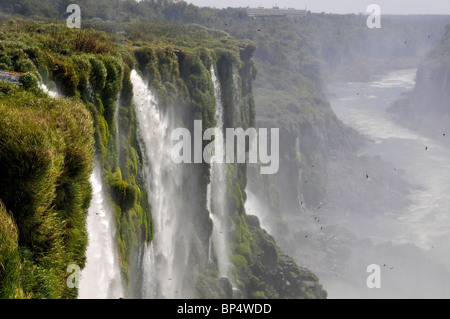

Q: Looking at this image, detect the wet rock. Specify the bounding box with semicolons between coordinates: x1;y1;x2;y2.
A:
0;69;21;85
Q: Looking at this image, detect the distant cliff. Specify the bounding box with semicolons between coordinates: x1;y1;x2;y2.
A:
390;24;450;135
411;25;450;115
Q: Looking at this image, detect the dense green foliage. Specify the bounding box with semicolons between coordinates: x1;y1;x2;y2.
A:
0;21;151;294
9;0;444;299
0;14;321;299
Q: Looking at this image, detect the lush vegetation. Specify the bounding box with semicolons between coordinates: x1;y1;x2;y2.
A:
0;20;148;296
0;9;326;298
9;0;449;299
0;80;94;298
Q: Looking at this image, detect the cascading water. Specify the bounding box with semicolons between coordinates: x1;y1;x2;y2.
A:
130;70;187;299
207;68;231;279
38;83;124;299
79;165;124;299
39;83;58;98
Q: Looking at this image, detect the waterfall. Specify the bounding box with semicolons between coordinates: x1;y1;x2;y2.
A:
79;165;124;299
38;82;124;299
39;83;58;98
295;136;306;213
208;67;231;279
130;70;187;299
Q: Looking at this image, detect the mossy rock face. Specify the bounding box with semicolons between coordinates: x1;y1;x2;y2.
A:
246;215;261;228
111;179;138;212
0;203;26;298
0;89;94;299
245;222;327;299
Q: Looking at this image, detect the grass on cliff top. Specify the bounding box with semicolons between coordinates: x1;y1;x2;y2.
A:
0;16;254;63
0;81;94;299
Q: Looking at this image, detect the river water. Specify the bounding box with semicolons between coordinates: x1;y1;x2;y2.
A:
324;69;450;298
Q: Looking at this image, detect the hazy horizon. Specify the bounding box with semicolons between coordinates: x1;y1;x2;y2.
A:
185;0;450;15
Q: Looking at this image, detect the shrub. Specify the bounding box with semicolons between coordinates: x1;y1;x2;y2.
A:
0;56;13;70
19;72;39;90
75;32;111;54
14;59;36;73
89;57;107;92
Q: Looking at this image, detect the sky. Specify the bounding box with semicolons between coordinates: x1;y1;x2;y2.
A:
185;0;450;15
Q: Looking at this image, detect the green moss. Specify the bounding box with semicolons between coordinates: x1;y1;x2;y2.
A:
0;56;13;70
0;89;94;299
0;203;27;299
89;57;107;92
14;59;36;73
52;57;80;97
236;243;252;264
19;72;39;90
0;80;18;96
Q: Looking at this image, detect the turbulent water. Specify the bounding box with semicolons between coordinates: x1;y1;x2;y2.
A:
323;69;450;298
129;68;237;298
329;69;450;262
39;83;58;98
79;165;124;299
130;70;189;299
44;84;124;299
207;68;231;279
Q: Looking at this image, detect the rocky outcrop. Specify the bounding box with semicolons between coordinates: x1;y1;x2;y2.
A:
389;24;450;135
246;215;327;299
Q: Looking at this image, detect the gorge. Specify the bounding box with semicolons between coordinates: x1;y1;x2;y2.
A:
1;0;450;300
